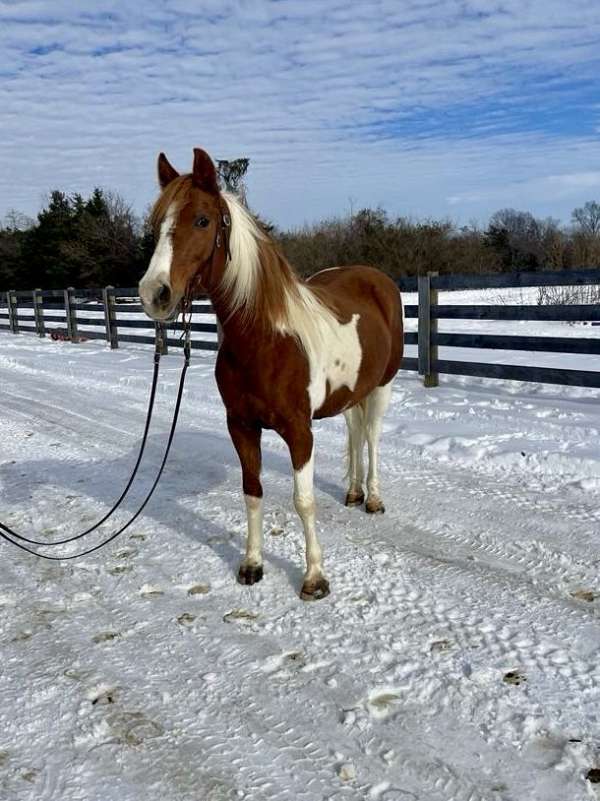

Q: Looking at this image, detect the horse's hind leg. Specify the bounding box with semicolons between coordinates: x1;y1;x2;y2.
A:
364;381;392;513
344;406;365;506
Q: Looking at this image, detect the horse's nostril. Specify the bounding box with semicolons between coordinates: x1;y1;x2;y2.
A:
155;284;171;306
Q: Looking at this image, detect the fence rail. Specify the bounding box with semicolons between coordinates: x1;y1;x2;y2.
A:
1;267;599;389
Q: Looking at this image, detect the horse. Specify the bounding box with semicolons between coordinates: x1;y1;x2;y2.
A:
139;148;403;601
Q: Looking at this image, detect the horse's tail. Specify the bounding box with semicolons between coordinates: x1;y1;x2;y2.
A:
343;402;366;482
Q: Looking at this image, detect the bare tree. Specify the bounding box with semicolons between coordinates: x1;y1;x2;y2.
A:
2;209;34;231
572;201;600;237
217;158;250;204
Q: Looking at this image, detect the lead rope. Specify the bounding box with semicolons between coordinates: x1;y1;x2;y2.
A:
0;321;192;560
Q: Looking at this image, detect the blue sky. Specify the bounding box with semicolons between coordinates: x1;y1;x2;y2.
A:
1;0;600;229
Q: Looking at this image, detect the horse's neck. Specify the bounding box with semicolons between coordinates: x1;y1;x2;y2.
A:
210;238;300;343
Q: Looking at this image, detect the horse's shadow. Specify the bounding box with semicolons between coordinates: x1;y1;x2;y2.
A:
1;427;344;592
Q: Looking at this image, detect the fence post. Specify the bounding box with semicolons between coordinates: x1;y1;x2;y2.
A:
7;290;19;334
64;286;79;343
418;271;439;387
33;288;45;337
102;286;119;349
155;321;168;355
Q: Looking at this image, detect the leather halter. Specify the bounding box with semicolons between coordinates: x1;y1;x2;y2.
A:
182;195;231;309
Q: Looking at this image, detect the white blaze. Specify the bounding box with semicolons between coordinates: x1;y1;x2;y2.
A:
139;205;176;307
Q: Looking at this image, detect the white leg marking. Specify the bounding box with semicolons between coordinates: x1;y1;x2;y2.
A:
344;405;365;497
243;494;263;566
293;449;324;583
365;382;393;507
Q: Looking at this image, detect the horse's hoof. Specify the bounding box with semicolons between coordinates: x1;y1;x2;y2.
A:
345;490;365;507
366;498;385;514
300;576;330;601
237;564;263;585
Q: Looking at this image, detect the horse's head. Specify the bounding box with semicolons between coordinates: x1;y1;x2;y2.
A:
139;148;230;321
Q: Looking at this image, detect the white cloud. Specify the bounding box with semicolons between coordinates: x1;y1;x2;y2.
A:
0;0;599;229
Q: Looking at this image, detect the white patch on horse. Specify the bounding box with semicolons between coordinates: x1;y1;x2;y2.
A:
304;310;362;414
275;284;361;413
139;205;176;306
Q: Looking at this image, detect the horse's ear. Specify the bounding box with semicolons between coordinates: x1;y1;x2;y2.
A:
192;148;220;195
158;153;179;188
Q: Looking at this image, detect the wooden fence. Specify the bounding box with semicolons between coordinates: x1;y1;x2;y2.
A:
1;268;599;388
396;268;600;388
0;286;219;354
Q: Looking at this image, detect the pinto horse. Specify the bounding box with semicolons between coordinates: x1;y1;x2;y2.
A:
139;148;403;600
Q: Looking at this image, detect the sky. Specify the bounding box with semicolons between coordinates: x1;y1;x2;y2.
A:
1;0;600;230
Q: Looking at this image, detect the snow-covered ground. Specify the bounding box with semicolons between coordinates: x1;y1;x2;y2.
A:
1;329;600;801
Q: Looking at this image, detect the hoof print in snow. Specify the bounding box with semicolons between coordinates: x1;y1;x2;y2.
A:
237;564;263;585
20;768;39;784
90;686;118;706
587;768;600;784
571;589;595;603
140;584;164;598
11;630;33;643
430;639;453;653
114;547;137;559
300;577;330;601
285;650;304;665
337;762;356;782
503;670;526;686
223;608;258;624
187;583;210;595
107;711;163;746
269;525;284;536
261;650;306;676
367;691;401;719
177;612;196;626
107;565;133;575
92;631;121;644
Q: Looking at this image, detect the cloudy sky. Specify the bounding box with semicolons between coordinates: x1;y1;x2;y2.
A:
1;0;600;229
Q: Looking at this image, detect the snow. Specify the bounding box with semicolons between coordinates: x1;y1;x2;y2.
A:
1;321;600;801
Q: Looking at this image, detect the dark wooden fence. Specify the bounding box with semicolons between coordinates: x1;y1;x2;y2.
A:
0;286;219;354
395;268;600;389
1;268;599;388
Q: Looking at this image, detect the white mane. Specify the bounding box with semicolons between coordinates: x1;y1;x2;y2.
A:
219;190;265;315
219;191;341;359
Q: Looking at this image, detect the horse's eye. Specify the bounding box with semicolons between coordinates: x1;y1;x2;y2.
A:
194;215;210;228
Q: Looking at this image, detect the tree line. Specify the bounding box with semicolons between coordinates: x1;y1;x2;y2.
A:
1;181;599;292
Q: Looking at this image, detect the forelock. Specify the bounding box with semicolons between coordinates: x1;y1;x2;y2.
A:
150;175;193;236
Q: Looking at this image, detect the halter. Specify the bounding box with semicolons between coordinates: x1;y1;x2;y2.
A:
181;196;232;319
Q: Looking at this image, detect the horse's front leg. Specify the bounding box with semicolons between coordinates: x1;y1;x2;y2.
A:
227;416;264;585
282;424;330;601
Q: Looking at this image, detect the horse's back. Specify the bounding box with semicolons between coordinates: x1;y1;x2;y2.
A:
308;265;403;387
